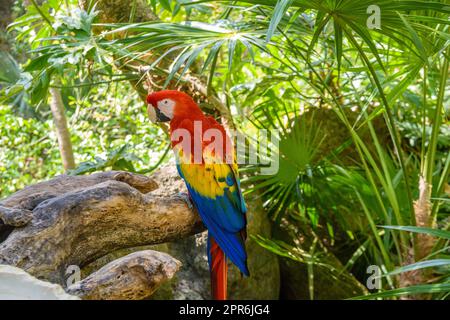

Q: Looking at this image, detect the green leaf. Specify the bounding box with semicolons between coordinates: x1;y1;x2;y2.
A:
397;12;429;65
384;259;450;277
0;52;21;84
333;19;343;72
307;13;331;60
266;0;293;42
159;0;172;12
350;283;450;300
30;70;51;104
227;38;237;73
24;54;52;72
381;226;450;240
68;161;100;176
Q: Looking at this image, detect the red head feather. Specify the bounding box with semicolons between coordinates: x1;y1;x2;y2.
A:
147;90;232;163
147;90;204;123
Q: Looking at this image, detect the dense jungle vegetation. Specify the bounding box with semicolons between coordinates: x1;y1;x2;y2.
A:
0;0;449;300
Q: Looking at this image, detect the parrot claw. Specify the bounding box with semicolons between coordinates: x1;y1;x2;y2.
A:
175;192;194;210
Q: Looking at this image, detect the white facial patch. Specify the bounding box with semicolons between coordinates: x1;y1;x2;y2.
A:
147;104;157;123
157;99;175;120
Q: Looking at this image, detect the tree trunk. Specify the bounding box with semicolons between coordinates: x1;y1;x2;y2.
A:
66;250;181;300
0;0;14;52
398;176;434;299
49;87;76;171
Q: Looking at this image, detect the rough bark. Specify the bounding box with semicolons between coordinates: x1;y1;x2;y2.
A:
66;250;181;300
0;0;14;29
83;0;159;23
0;0;14;52
49;87;76;170
414;176;434;260
398;176;434;298
0;168;204;287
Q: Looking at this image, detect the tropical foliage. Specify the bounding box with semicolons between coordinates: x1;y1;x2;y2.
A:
0;0;449;299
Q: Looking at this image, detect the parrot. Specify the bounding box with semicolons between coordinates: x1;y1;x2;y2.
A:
146;90;249;300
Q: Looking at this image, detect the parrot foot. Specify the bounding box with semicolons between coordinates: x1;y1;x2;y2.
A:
175;192;194;210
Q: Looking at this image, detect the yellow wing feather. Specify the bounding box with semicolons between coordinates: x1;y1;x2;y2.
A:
175;146;237;198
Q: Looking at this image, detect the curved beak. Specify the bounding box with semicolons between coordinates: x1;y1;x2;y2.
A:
147;104;157;123
146;94;171;123
147;104;171;123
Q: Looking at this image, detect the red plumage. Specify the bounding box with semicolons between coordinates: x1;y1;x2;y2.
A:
147;90;249;300
209;237;228;300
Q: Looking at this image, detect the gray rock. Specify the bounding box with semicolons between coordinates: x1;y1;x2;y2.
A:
0;265;80;300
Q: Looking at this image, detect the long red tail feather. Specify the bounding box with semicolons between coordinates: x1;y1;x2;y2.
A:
209;237;227;300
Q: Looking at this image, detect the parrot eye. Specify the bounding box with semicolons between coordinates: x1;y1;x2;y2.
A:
157;98;175;120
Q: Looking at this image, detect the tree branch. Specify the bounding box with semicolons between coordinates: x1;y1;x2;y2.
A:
66;250;181;300
0;168;204;285
49;87;76;170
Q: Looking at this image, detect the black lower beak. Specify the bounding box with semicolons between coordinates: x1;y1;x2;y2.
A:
155;108;171;122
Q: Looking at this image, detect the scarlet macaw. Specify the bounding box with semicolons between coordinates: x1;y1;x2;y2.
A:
146;90;249;300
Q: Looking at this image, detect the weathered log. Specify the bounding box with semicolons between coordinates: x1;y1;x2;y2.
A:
0;168;204;286
0;171;158;210
0;206;33;227
66;250;181;300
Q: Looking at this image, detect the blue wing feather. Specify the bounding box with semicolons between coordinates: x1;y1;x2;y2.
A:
177;164;249;276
